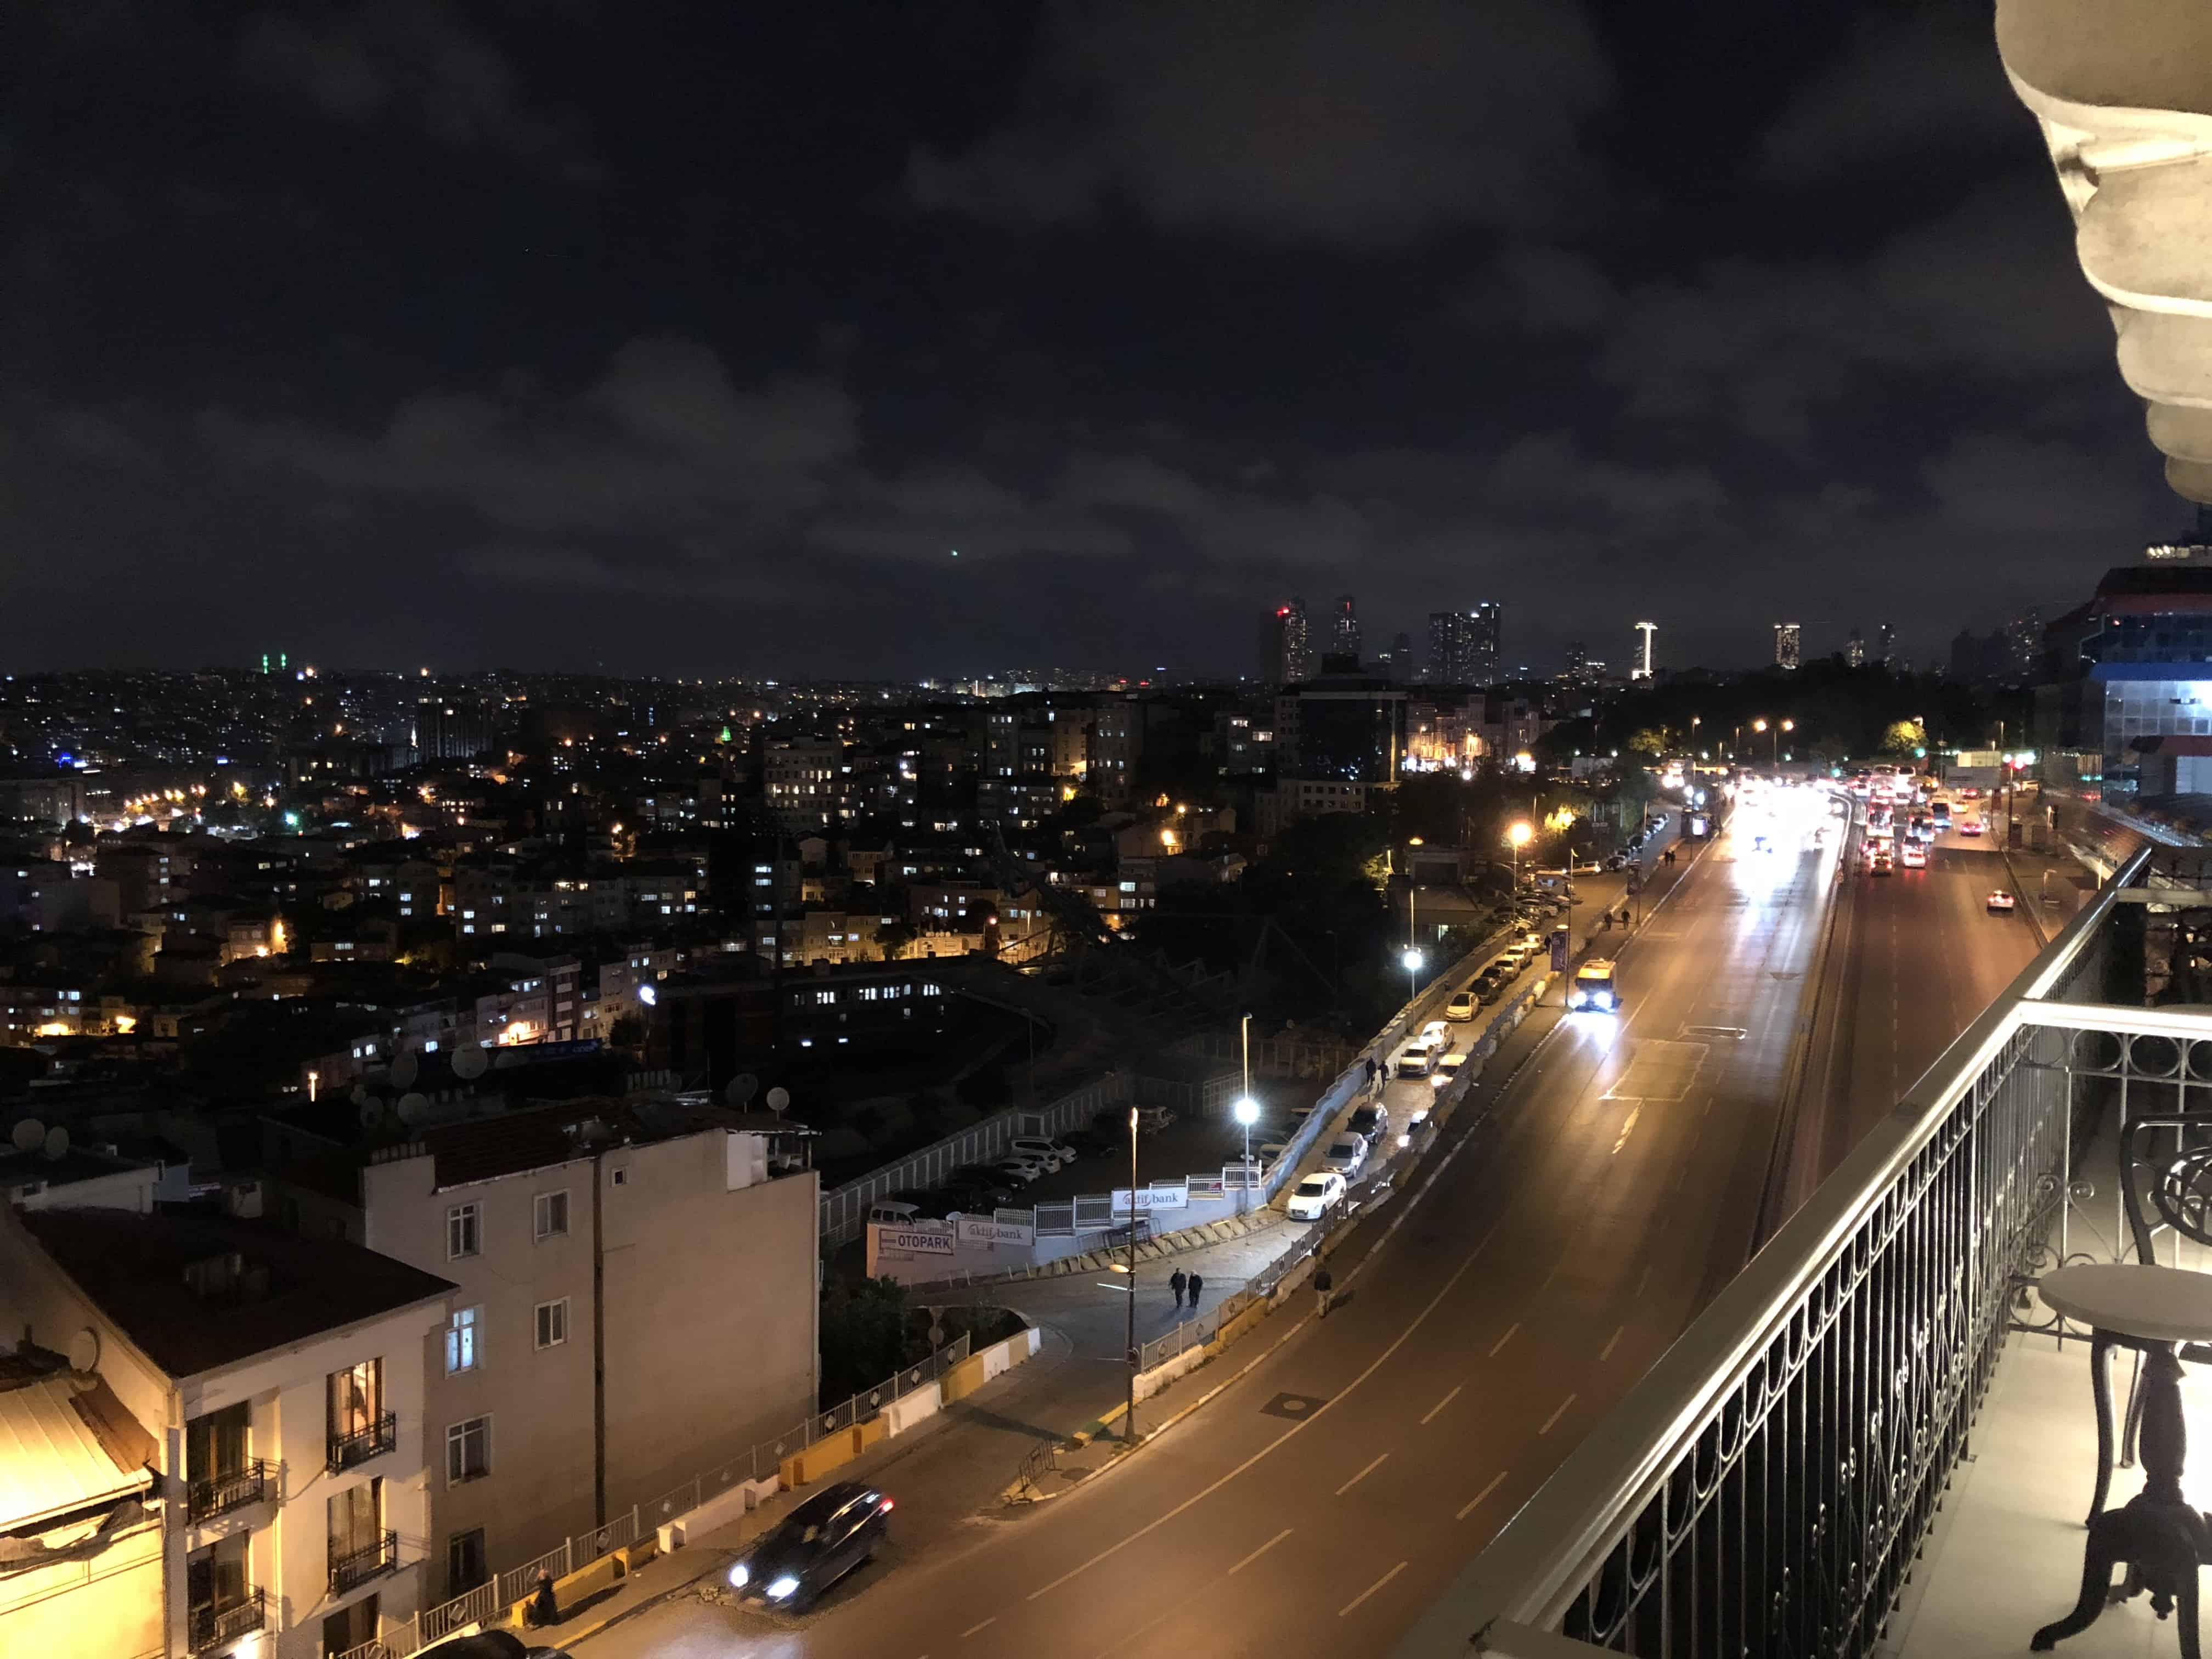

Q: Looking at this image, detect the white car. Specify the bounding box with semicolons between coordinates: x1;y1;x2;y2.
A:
1420;1019;1451;1046
1395;1040;1437;1078
1256;1140;1290;1167
1322;1134;1369;1177
1285;1172;1347;1221
1445;990;1477;1022
1431;1050;1468;1087
989;1155;1048;1184
1987;890;2017;912
1007;1136;1074;1170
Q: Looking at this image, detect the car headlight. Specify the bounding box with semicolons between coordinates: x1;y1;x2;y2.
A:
765;1575;802;1600
729;1562;750;1588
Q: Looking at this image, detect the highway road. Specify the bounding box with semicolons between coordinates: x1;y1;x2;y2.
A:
588;807;1853;1658
1778;803;2047;1214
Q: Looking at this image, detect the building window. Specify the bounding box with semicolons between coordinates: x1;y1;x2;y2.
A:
445;1416;491;1486
535;1297;569;1350
444;1306;481;1375
447;1203;479;1260
447;1528;488;1599
533;1189;569;1241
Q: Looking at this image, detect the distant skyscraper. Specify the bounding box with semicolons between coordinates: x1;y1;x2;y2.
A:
1632;622;1656;681
1845;628;1866;668
2005;606;2043;680
1427;603;1502;685
1876;621;1897;668
1263;599;1313;684
1331;594;1361;661
1773;623;1802;671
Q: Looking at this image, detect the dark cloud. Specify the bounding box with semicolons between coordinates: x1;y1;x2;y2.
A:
909;0;1614;244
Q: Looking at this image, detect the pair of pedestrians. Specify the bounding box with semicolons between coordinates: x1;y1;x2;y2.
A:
1169;1268;1205;1311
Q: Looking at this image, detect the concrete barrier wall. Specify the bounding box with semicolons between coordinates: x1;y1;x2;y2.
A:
883;1382;941;1434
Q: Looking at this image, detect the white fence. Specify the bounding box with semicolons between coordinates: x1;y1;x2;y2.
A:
818;1073;1132;1245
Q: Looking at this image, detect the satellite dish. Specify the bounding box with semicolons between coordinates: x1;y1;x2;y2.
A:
42;1127;69;1161
10;1120;43;1153
358;1099;386;1128
66;1328;99;1374
452;1046;488;1081
391;1053;420;1089
726;1074;759;1109
765;1086;790;1116
350;1085;370;1107
397;1093;428;1125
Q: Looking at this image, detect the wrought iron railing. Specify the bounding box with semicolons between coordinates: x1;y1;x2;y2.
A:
187;1458;272;1521
188;1587;266;1653
329;1529;398;1595
326;1412;396;1472
1404;845;2151;1658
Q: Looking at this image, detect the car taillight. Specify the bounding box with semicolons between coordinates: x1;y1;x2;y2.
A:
879;1497;894;1511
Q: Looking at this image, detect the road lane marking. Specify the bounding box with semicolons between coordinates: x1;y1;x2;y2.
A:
1610;1103;1642;1155
1539;1393;1577;1435
962;1618;996;1638
1636;1264;1652;1296
1339;1561;1409;1616
1457;1471;1508;1520
1335;1452;1390;1495
1022;1213;1503;1605
1600;1325;1624;1361
1228;1528;1294;1576
1420;1384;1462;1425
1488;1322;1519;1357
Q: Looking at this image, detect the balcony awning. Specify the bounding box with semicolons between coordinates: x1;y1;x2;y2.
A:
0;1375;153;1533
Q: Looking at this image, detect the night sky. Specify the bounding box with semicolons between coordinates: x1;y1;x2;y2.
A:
1;1;2175;679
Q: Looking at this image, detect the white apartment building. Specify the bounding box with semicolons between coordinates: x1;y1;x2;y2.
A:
0;1204;454;1659
272;1099;818;1604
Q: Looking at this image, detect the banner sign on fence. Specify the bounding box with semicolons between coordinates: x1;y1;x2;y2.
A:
1110;1182;1189;1214
957;1215;1035;1246
874;1223;957;1256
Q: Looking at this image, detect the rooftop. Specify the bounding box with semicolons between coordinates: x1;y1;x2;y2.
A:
410;1093;787;1189
0;1366;151;1530
14;1205;455;1380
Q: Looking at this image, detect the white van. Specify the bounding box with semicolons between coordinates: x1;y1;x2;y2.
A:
867;1199;921;1228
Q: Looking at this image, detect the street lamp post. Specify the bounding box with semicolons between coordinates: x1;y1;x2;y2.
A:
1401;946;1424;1007
1508;819;1533;891
1233;1014;1260;1212
1777;718;1793;768
1124;1105;1138;1443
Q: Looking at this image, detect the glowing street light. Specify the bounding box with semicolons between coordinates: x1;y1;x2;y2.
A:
1507;820;1534;890
1401;946;1425;1004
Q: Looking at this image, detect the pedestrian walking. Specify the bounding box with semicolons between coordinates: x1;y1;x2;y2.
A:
1314;1266;1334;1317
1186;1271;1204;1307
1169;1268;1187;1310
1364;1054;1378;1093
529;1571;560;1629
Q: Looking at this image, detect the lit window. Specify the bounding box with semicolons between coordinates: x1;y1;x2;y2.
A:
444;1306;481;1374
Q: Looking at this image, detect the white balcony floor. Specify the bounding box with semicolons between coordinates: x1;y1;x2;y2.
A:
1891;1195;2212;1659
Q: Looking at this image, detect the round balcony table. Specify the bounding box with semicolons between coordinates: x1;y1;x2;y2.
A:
2034;1262;2212;1657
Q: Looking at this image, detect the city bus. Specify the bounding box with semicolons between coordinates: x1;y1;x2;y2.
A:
1568;958;1620;1014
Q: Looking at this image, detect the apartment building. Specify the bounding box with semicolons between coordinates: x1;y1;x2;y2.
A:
324;1100;819;1600
0;1204;453;1659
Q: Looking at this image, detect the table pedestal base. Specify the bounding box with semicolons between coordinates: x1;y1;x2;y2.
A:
2036;1347;2212;1659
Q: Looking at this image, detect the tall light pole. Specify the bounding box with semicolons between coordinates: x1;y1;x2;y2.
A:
1508;819;1533;890
1233;1071;1259;1217
1776;718;1793;768
1124;1104;1139;1442
1401;946;1425;1006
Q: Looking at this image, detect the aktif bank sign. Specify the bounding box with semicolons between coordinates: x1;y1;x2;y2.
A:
957;1215;1035;1246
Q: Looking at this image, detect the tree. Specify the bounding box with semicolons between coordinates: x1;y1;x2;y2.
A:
874;919;917;961
1625;728;1668;759
608;1013;645;1051
818;1277;918;1403
1880;718;1926;757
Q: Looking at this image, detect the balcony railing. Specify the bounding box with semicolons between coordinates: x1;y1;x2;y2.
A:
188;1587;266;1654
329;1528;399;1595
187;1458;272;1522
1407;845;2159;1658
326;1412;396;1473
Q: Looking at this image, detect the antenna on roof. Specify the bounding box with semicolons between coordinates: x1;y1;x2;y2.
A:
358;1099;386;1128
452;1046;488;1082
42;1126;69;1161
765;1086;790;1119
726;1073;758;1110
10;1120;43;1154
391;1052;420;1090
397;1093;428;1125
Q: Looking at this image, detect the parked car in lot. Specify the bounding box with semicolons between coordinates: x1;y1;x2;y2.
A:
867;1199;923;1228
1432;1051;1468;1087
1420;1019;1452;1048
1007;1136;1076;1170
1476;980;1505;1007
1133;1106;1176;1135
727;1481;894;1612
1257;1139;1290;1167
1058;1129;1109;1159
1285;1172;1347;1221
1348;1103;1389;1143
1322;1133;1369;1176
1395;1040;1437;1077
1446;989;1478;1022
